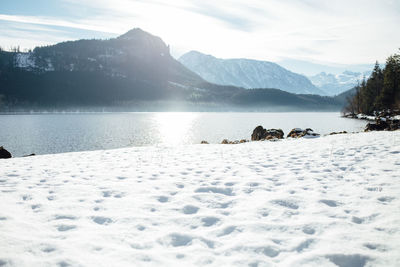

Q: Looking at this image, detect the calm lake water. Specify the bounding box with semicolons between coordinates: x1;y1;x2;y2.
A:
0;112;366;157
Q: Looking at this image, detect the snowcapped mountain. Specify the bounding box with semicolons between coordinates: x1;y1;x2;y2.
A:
178;51;326;95
309;70;371;96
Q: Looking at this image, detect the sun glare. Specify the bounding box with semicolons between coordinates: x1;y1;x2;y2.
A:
153;112;198;146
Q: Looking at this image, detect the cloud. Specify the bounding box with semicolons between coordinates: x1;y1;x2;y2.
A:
0;0;399;65
182;2;255;31
0;14;119;34
0;19;118;50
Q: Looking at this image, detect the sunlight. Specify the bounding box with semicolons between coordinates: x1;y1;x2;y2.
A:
153;112;198;146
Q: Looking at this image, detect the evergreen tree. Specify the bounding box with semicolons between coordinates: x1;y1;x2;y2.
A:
370;61;384;108
360;62;383;114
345;50;400;114
377;52;400;110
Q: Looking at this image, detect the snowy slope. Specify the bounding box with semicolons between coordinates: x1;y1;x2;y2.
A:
0;131;400;266
179;51;326;95
15;53;35;69
309;71;372;96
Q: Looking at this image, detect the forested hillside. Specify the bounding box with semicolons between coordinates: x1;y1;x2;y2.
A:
344;50;400;115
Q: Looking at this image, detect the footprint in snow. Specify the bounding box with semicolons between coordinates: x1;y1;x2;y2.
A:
92;216;113;225
377;196;395;203
157;196;169;203
182;205;199;214
201;216;220;227
102;191;112;198
137;225;146;231
102;191;125;198
271;199;299;210
319;199;341;207
254;246;280;258
195;187;234;196
294;239;314;252
302;226;316;235
22;195;32;201
324;254;371;267
41;246;56;253
363;243;387;251
57;225;76;232
162;233;214;248
351;214;379;224
58;260;73;267
217;226;237;237
31;204;41;211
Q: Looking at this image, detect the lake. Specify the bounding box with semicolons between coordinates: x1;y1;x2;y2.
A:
0;112;366;157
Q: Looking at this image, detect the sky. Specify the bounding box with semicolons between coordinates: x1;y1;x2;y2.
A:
0;0;399;69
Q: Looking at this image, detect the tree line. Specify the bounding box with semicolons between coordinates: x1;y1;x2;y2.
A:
344;49;400;115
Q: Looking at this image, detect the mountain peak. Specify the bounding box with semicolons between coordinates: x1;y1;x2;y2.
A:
116;28;169;55
179;50;216;61
118;28;150;40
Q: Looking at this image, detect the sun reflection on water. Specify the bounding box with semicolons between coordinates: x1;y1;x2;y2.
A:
153;112;198;146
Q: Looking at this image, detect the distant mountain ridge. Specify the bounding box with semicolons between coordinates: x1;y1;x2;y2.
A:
277;58;374;76
309;70;371;96
179;51;325;95
0;28;344;111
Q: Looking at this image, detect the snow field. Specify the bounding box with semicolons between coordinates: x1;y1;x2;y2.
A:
0;131;399;266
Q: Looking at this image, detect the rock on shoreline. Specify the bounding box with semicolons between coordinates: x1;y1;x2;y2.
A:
251;126;284;141
0;146;12;159
287;128;320;138
365;119;400;131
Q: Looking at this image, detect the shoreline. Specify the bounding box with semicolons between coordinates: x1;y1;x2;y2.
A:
2;130;367;159
0;110;344;116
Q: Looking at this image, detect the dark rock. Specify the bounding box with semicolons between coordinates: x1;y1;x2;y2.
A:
365;117;400;131
251;126;284;141
22;153;36;157
390;120;400;130
365;119;390;131
343;113;357;119
287;128;320;138
329;131;348;135
239;139;248;143
287;128;303;138
0;146;12;159
221;139;243;144
251;126;265;141
365;123;380;131
200;141;209;144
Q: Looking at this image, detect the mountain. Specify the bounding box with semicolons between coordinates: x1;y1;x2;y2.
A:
229;88;342;110
333;87;357;105
178;51;325;95
0;28;235;108
277;58;374;76
11;28;205;86
309;70;371;96
0;28;344;111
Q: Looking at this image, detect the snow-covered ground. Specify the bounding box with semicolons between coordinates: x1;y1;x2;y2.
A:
0;131;399;266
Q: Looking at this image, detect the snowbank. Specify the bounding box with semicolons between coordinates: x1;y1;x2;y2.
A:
0;131;399;266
